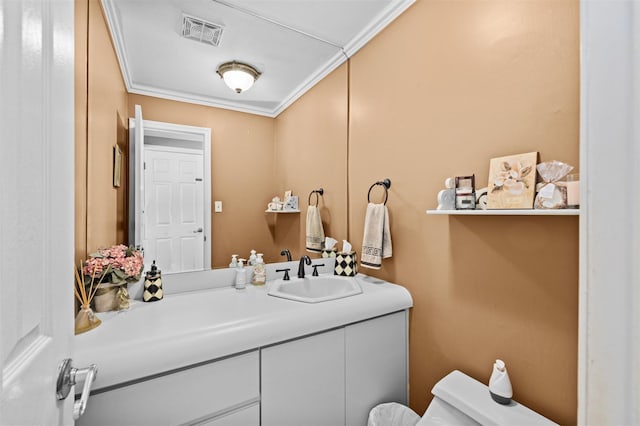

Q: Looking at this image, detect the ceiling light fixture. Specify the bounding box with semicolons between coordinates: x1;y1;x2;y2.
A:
216;61;261;94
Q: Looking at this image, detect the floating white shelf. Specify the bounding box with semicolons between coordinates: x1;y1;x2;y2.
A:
426;209;579;216
265;209;301;213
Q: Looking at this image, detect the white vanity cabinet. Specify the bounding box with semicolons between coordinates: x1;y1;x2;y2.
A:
261;328;346;426
261;311;408;426
77;350;260;426
345;310;409;425
74;273;413;425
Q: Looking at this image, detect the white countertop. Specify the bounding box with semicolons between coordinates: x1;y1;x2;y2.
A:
74;274;413;391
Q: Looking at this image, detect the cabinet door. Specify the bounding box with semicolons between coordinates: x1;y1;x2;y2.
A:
261;329;345;426
345;311;408;426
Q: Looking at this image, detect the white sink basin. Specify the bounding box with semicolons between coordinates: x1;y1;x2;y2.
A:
268;275;363;303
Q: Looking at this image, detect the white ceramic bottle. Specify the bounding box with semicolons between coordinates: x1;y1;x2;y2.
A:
248;250;257;266
235;259;247;290
489;359;513;405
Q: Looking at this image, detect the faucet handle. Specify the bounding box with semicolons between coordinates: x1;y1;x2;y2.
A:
276;268;291;281
311;264;324;276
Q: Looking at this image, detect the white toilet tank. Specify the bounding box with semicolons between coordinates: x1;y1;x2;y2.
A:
418;370;559;426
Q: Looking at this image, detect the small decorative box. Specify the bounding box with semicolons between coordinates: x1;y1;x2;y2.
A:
334;251;358;277
321;248;337;258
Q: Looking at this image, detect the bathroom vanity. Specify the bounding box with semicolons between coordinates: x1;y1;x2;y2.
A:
75;271;412;426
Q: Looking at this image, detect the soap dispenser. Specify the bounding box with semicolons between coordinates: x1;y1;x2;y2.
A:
251;253;266;286
235;259;247;290
229;254;238;268
143;260;163;302
489;359;513;405
248;250;257;266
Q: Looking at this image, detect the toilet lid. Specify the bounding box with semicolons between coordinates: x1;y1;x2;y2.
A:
429;370;558;426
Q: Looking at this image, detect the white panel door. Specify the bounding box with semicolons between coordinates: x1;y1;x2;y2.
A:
144;147;204;273
0;0;75;424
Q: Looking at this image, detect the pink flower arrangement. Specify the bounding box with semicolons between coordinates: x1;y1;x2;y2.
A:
83;245;144;285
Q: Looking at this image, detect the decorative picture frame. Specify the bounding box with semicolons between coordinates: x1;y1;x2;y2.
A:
284;195;298;211
486;151;538;209
113;144;122;188
454;175;476;210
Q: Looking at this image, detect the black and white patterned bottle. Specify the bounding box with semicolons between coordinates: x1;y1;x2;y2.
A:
143;260;163;302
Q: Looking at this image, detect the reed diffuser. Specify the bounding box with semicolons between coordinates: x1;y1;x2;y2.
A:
74;262;110;334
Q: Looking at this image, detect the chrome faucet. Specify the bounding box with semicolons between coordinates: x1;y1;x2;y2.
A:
280;249;292;262
297;255;312;278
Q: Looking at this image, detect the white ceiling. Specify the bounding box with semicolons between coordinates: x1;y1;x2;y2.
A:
102;0;415;117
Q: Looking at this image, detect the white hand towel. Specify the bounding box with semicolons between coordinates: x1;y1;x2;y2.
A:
306;205;325;252
361;203;392;269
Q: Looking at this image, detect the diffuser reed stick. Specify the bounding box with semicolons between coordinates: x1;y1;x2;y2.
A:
74;261;110;334
74;262;110;306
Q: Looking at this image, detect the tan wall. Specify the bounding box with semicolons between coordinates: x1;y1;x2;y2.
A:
74;0;129;257
273;64;349;259
126;95;276;268
346;1;579;424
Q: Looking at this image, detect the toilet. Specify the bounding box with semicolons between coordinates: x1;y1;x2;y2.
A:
368;370;558;426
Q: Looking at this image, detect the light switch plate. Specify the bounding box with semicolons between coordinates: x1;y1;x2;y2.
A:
214;201;222;212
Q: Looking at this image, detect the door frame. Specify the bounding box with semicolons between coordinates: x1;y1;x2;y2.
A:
579;1;640;424
129;118;212;271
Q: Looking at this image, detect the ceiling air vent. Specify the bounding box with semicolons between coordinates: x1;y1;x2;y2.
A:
181;13;223;47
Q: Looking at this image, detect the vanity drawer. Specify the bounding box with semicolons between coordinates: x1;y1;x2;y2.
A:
197;403;260;426
78;350;259;426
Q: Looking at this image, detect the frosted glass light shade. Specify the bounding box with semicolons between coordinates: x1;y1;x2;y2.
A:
216;61;261;94
222;70;255;93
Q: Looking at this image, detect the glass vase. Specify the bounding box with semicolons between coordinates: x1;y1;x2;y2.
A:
75;304;101;335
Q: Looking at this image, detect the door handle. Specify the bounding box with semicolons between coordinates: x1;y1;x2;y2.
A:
56;358;98;420
193;228;203;233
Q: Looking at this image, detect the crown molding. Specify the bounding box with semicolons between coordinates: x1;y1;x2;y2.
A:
100;0;416;118
343;0;415;57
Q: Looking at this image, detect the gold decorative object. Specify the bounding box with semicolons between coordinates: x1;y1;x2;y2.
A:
74;262;109;335
75;304;101;334
94;284;119;312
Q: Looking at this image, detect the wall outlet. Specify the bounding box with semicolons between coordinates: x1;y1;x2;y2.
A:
214;201;222;212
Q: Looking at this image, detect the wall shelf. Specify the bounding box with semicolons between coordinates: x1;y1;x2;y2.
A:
426;209;579;216
265;209;300;213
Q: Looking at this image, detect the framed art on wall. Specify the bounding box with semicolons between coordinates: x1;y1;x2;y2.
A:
486;151;538;209
113;144;122;187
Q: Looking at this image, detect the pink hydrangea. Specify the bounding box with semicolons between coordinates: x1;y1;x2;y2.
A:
83;245;144;284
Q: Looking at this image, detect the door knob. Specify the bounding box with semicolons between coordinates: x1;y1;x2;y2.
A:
193;227;203;233
56;358;98;420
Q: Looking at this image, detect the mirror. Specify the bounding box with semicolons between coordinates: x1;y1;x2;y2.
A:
79;0;414;271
